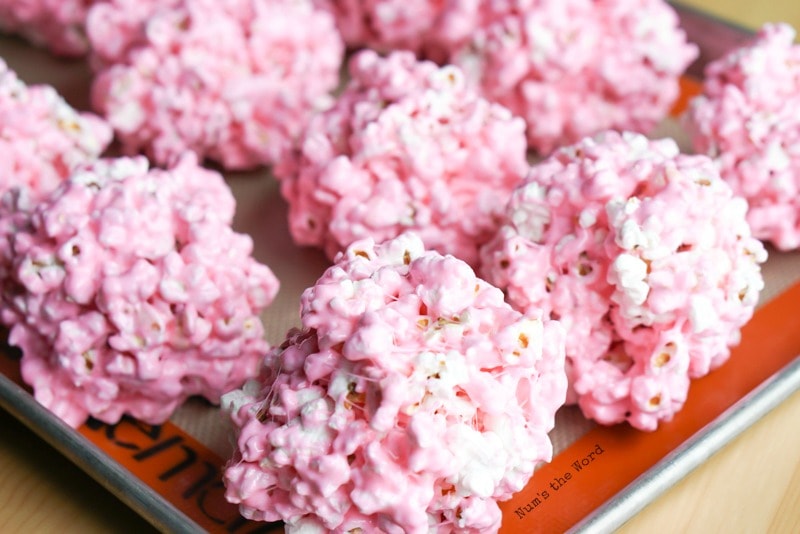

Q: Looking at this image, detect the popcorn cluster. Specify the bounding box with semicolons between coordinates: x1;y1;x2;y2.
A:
85;0;169;70
0;0;101;57
87;0;344;170
451;0;698;154
277;50;528;266
224;233;566;532
0;58;111;201
312;0;478;61
684;23;800;250
480;131;766;430
0;155;279;427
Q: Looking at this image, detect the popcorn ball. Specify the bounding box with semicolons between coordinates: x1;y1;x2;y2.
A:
87;0;344;170
312;0;479;61
0;0;102;57
223;233;566;533
451;0;698;154
0;58;111;201
480;131;766;431
277;50;529;266
684;23;800;250
0;155;280;427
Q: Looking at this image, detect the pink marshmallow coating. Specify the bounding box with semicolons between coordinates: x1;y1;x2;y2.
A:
223;233;566;533
85;0;170;70
0;155;280;427
479;131;766;431
450;0;698;154
277;50;529;266
312;0;479;61
0;58;111;201
87;0;344;170
684;23;800;250
0;0;102;57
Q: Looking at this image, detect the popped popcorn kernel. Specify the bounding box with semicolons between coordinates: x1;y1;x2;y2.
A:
0;58;111;201
684;23;800;250
480;131;766;431
224;233;566;532
87;0;344;170
0;154;280;427
312;0;480;61
277;50;528;266
451;0;698;154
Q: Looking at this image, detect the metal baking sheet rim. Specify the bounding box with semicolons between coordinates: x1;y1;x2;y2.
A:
3;352;800;534
570;354;800;533
0;372;201;534
0;4;789;534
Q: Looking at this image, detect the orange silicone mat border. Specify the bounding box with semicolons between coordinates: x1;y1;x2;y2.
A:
77;416;282;533
497;73;799;533
3;279;797;533
671;76;703;115
0;350;280;533
2;77;796;534
498;280;800;533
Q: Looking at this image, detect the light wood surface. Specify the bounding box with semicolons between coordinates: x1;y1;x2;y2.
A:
1;2;799;533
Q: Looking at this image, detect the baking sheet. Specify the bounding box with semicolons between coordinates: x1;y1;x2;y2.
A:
1;4;799;533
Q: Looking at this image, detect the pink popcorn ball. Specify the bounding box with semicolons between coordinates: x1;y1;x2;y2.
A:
0;58;112;201
312;0;479;61
0;0;102;57
450;0;698;154
223;233;566;533
277;50;529;267
684;23;800;250
85;0;169;69
86;0;344;170
480;131;766;431
0;154;280;427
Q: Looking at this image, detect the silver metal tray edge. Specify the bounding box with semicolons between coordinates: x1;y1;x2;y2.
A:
1;4;797;534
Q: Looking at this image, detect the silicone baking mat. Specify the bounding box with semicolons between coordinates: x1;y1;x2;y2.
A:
1;4;799;533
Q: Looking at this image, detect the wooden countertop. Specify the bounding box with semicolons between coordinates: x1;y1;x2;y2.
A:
1;1;799;533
